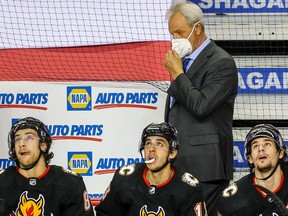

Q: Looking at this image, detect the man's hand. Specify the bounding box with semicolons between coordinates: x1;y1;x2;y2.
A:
164;50;184;80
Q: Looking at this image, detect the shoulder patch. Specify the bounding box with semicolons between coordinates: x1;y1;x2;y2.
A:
118;164;136;176
182;172;199;187
222;182;238;198
61;167;79;176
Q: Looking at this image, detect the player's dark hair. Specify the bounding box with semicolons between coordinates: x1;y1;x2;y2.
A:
8;117;54;165
139;122;180;154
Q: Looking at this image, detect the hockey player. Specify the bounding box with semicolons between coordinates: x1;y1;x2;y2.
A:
0;117;94;216
217;124;288;215
95;122;207;216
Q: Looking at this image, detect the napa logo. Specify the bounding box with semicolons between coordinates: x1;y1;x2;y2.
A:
0;93;48;110
93;92;158;110
68;152;93;176
67;86;92;111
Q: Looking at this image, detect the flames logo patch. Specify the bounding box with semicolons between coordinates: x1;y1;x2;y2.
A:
221;183;238;198
182;172;199;187
139;205;165;216
14;191;45;216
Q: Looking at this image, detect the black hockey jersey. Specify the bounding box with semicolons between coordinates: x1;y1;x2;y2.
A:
95;163;207;216
217;165;288;216
0;165;94;216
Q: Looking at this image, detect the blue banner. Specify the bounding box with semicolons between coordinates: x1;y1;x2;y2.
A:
233;141;248;168
190;0;288;14
238;68;288;94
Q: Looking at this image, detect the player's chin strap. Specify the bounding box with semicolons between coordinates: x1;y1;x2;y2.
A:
151;159;170;173
255;161;279;181
254;184;288;216
19;149;44;171
255;151;282;181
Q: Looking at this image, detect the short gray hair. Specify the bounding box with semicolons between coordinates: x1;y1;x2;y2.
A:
166;0;204;30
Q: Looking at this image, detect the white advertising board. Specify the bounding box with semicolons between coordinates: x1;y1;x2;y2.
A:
0;81;167;205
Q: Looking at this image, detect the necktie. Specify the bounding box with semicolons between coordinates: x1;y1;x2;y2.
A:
170;58;191;108
182;58;191;73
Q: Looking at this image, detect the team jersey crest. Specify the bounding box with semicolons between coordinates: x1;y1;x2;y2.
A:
14;191;46;216
139;205;165;216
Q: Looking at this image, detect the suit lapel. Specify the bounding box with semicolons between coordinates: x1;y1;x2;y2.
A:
185;40;216;78
164;95;171;121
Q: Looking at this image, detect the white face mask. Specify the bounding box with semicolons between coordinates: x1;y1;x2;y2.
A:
171;21;200;58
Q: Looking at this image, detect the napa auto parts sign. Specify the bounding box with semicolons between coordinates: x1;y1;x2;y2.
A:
191;0;288;13
0;82;167;206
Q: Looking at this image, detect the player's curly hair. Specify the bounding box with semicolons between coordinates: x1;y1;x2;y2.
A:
8;117;54;165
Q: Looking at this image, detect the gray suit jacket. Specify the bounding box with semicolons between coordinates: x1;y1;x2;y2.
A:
165;40;238;182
